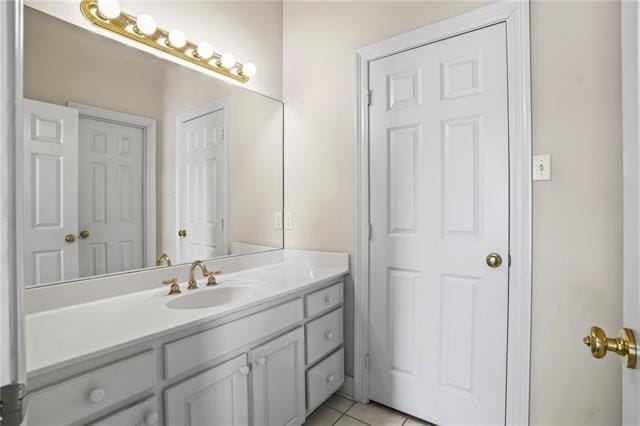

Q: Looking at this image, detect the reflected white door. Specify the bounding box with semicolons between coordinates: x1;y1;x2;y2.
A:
78;118;144;276
177;108;227;262
22;99;79;286
368;24;509;424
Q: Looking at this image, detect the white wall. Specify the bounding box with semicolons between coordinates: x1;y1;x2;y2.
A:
25;0;283;99
283;1;623;424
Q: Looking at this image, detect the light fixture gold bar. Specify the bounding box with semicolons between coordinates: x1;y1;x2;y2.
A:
79;0;250;83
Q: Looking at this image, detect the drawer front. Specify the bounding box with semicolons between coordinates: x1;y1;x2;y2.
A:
306;348;345;411
305;281;343;318
28;351;157;425
305;308;343;365
92;396;158;426
165;298;304;379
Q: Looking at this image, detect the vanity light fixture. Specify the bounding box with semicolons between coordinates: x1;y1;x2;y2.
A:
80;0;254;83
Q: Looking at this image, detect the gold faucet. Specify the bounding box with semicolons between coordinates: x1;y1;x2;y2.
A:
188;260;210;290
155;253;172;266
163;278;181;295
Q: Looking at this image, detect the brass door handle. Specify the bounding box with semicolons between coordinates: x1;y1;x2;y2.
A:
178;229;187;237
65;234;76;243
486;253;503;268
79;230;90;239
583;326;637;369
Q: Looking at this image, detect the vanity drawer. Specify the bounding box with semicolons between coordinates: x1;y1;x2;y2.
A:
305;281;343;318
91;395;158;426
305;308;343;364
165;298;303;379
27;351;157;426
306;348;345;411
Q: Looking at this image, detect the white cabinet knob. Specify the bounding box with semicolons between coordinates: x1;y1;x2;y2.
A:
325;330;333;340
87;387;106;404
256;357;266;366
144;411;159;425
324;295;333;303
238;366;250;375
326;374;335;383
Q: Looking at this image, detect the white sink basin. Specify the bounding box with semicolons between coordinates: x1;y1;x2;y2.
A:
166;285;261;310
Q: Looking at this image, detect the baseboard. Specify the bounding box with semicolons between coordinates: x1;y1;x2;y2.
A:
337;375;354;400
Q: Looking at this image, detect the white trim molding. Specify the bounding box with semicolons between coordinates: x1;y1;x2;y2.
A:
67;102;158;268
175;97;230;262
353;1;532;424
1;0;25;389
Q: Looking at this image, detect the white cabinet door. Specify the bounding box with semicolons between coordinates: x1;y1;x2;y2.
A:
22;99;79;286
251;328;305;426
164;354;250;426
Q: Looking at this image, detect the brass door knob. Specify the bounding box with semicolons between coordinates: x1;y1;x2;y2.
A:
178;229;187;237
583;326;637;369
65;234;76;243
486;253;503;268
79;230;90;239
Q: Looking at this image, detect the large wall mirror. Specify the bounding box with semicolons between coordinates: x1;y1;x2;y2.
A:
21;5;284;288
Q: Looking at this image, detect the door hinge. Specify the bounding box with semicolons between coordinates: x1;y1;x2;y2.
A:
508;253;512;267
221;218;225;231
368;222;373;240
221;128;225;140
366;89;372;106
0;383;26;426
364;354;371;371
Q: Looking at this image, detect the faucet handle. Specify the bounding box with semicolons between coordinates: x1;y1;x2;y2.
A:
207;270;223;286
163;278;181;295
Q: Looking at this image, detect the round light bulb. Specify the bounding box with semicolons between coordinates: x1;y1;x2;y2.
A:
195;42;214;59
96;0;121;19
219;52;236;70
241;63;257;78
135;14;157;36
168;29;187;49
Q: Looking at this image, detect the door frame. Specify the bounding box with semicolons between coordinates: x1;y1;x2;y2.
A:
353;1;532;424
68;102;157;268
621;2;640;424
175;97;230;262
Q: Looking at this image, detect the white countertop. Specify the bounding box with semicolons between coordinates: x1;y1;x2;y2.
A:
26;251;349;376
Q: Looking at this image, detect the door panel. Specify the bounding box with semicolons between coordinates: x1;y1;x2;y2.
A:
78;118;144;276
368;23;509;425
22;99;79;286
251;328;305;426
177;108;227;262
164;354;249;426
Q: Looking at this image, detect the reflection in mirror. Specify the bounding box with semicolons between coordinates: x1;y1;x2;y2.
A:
22;6;284;287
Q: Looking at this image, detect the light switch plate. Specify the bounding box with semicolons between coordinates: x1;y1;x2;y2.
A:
274;212;283;230
284;212;293;230
533;154;551;181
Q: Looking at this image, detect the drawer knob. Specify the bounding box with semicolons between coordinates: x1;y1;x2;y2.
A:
324;295;333;303
256;357;266;366
144;411;159;425
87;387;106;404
325;330;334;340
238;366;250;375
326;374;335;383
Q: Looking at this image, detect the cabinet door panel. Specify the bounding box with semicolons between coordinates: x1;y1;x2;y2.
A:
251;328;305;426
164;354;249;426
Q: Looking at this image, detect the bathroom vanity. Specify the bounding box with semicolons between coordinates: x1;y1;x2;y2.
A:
25;251;348;425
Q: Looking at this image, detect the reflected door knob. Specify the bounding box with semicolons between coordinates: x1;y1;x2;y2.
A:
486;253;503;268
79;230;90;239
582;326;637;369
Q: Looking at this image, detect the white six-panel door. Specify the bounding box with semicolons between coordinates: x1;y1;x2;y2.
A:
368;23;509;425
177;109;227;262
78;117;144;277
22;99;79;286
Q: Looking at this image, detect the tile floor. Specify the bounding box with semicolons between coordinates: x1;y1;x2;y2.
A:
304;393;436;426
